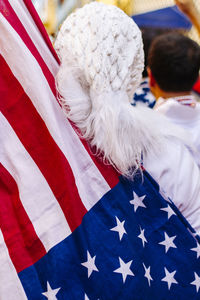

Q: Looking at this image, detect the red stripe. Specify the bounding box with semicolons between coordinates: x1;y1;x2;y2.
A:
0;0;57;97
0;163;46;272
23;0;60;64
176;98;191;102
0;55;87;231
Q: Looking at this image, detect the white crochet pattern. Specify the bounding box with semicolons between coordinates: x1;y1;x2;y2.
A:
55;2;144;98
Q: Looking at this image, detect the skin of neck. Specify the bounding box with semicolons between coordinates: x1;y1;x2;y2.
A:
151;84;191;100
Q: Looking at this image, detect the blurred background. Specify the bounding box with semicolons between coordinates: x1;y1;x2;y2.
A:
32;0;200;43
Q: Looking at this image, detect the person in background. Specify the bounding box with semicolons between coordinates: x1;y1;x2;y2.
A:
55;2;200;233
133;27;175;108
133;0;200;107
148;32;200;165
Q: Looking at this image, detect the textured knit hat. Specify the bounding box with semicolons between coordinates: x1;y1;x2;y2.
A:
55;2;144;99
55;3;168;177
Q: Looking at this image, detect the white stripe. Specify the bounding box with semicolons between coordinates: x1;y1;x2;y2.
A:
0;113;71;251
0;230;27;300
8;0;58;76
0;13;111;211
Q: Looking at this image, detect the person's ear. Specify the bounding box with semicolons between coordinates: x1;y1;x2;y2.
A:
147;67;156;87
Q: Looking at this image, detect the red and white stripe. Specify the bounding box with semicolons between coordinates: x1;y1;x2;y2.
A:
0;1;119;297
174;95;197;108
8;0;59;75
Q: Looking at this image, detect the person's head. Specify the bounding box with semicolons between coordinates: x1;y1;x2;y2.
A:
55;2;144;101
148;32;200;98
141;27;176;77
55;3;178;177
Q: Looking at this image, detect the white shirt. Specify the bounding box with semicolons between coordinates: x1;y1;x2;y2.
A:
144;137;200;235
155;96;200;166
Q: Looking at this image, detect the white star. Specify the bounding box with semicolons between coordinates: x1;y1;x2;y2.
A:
191;243;200;259
144;93;155;102
159;232;177;253
160;205;175;219
187;228;198;240
81;251;99;278
143;263;153;286
191;272;200;292
130;192;146;212
42;282;60;300
110;216;127;241
161;267;178;290
135;87;144;95
138;227;147;247
114;257;134;283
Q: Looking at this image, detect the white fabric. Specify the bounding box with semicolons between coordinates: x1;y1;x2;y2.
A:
155;98;200;166
144;137;200;235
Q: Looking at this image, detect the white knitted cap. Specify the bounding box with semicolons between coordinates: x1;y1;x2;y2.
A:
55;2;144;99
55;3;159;177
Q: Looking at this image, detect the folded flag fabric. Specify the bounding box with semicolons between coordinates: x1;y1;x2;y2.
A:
0;1;199;299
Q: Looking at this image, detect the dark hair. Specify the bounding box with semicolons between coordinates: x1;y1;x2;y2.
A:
148;32;200;92
141;27;176;77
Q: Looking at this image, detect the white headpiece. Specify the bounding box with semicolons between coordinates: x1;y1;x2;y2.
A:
55;2;144;97
55;2;188;177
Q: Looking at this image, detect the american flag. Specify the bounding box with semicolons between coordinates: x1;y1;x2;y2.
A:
0;1;200;299
133;79;156;108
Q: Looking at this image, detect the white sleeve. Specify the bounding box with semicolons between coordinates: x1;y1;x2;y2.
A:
144;138;200;234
